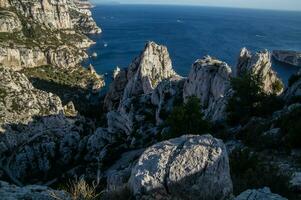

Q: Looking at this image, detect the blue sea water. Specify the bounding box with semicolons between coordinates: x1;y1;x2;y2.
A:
85;5;301;83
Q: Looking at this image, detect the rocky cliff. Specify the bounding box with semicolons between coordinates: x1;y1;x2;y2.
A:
183;56;233;122
237;48;284;95
0;0;101;70
0;4;300;197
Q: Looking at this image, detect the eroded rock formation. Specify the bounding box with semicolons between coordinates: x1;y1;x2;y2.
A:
237;48;284;95
183;56;232;122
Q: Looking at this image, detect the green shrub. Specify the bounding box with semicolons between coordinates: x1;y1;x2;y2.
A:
230;149;291;198
163;96;210;140
288;74;301;87
277;107;301;148
227;73;284;125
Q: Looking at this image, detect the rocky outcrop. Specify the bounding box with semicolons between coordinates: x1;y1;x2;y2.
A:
9;0;73;30
183;56;232;122
104;67;128;111
0;0;10;8
283;70;301;101
104;42;180;140
0;11;22;33
0;0;100;70
122;41;178;101
45;45;88;68
0;46;47;70
151;77;184;125
237;48;283;94
235;187;287;200
0;181;71;200
273;50;301;67
0;67;63;132
129;134;233;200
68;0;102;34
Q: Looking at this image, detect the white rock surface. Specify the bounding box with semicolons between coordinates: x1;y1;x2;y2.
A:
237;48;283;95
122;41;178;101
235;187;288;200
0;11;22;33
9;0;73;30
183;56;232;122
129;134;233;200
0;46;47;70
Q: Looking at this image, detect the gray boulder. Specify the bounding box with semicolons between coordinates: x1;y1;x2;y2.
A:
129;134;233;200
235;187;287;200
0;181;71;200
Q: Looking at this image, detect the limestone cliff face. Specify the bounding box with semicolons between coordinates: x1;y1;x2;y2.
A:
0;11;22;33
0;67;63;132
122;41;178;101
0;0;100;70
9;0;73;30
237;48;284;95
183;56;233;122
68;0;102;34
0;46;47;70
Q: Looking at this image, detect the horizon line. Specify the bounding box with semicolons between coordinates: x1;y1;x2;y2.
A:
92;2;301;12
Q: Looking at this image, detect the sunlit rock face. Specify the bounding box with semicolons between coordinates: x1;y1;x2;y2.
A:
0;11;22;33
0;67;63;131
237;48;284;95
104;41;179;111
183;56;233;122
122;41;179;101
129;134;233;200
9;0;72;30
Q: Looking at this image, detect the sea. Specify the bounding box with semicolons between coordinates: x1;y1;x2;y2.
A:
84;5;301;83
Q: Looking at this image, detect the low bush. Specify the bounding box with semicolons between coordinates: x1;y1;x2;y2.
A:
276;107;301;149
163;96;211;140
227;73;284;125
230;148;291;198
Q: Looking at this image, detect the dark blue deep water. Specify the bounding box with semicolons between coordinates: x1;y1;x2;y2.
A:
85;5;301;83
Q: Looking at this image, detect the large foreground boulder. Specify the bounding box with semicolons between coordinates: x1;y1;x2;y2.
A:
129;134;233;200
235;187;287;200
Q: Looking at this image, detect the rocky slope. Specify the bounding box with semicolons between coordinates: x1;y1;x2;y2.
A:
0;2;300;197
0;67;63;132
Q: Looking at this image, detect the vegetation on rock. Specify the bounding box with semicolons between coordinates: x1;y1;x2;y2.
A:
164;96;211;139
226;73;284;125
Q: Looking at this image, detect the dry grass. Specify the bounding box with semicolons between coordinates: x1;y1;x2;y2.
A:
68;178;100;200
51;178;101;200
